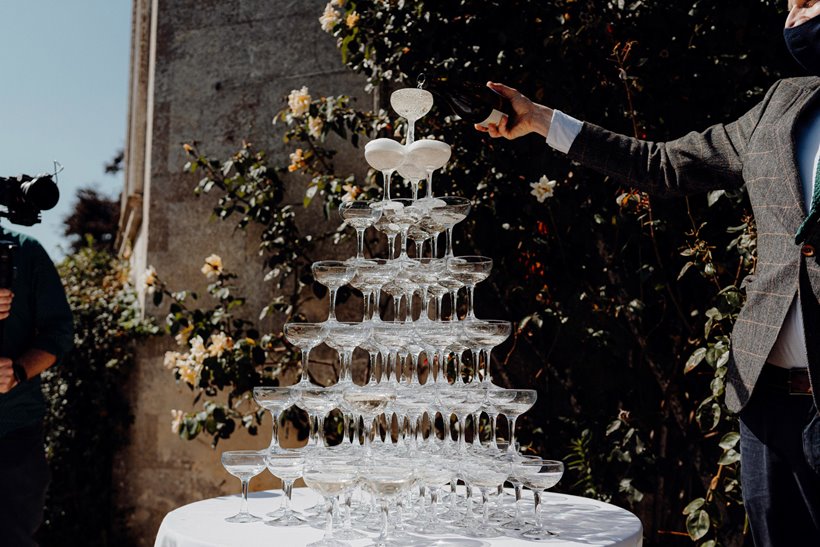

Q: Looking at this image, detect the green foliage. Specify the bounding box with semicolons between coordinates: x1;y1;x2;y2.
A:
160;1;796;544
38;246;157;546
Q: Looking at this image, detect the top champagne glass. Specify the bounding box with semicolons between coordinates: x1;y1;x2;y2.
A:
390;87;434;145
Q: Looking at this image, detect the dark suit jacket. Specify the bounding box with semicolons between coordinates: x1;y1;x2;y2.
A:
567;76;820;413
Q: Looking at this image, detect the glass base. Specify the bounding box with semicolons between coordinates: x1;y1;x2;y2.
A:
225;512;262;523
334;527;367;541
264;510;308;527
521;526;559;540
463;524;502;538
306;538;351;547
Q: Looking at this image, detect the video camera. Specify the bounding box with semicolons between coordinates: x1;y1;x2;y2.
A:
0;173;60;226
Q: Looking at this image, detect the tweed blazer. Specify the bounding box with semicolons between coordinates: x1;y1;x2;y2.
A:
567;76;820;413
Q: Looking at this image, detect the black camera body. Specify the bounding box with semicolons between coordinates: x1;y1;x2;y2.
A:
0;174;60;226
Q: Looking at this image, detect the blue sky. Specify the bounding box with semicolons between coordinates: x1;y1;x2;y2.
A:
0;1;131;260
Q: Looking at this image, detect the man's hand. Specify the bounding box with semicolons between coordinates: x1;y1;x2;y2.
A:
0;289;13;321
786;0;820;29
0;357;17;393
475;82;554;140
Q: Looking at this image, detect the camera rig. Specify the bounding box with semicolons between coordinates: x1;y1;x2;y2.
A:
0;173;60;227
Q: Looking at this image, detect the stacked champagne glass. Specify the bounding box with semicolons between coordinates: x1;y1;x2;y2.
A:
220;88;564;546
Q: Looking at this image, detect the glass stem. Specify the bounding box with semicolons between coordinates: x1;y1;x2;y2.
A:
387;234;397;260
301;349;311;384
372;289;382;321
318;415;326;447
239;479;250;516
449;290;458;320
411;180;419;201
356;227;366;260
328;287;338;321
400;229;410;259
323;498;334;539
425;170;434;199
363;290;372;321
507;415;518;451
489;412;498;450
379;501;390;546
419;285;430;320
471;349;480;382
415;239;423;258
383;169;394;200
407;120;416;145
269;410;280;450
484;348;493;384
467;284;476;320
283;479;293;512
432;232;439;257
534;490;543;528
446;226;455;257
514;484;523;522
482;489;491;525
435;295;443;321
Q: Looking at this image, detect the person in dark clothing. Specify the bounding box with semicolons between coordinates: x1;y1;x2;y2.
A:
0;227;73;546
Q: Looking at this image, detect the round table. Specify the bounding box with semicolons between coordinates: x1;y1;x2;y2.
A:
155;487;643;547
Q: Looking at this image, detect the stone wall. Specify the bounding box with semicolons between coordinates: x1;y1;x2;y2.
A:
116;0;366;542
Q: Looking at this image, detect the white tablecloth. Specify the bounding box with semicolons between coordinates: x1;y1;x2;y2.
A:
155;487;643;547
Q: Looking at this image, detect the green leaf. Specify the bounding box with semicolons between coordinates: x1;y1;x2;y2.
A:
718;448;741;465
682;497;705;515
678;261;695;280
707;190;725;206
686;509;711;540
685;347;707;373
718;431;740;450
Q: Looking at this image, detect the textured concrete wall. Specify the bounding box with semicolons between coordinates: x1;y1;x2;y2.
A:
117;0;366;542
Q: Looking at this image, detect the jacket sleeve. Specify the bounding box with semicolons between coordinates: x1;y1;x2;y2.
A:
566;80;781;197
29;241;74;359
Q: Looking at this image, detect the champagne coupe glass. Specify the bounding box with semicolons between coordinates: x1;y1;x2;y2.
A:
323;321;371;385
437;383;486;453
407;224;430;258
373;322;411;382
365;138;405;200
430;196;471;258
295;386;341;448
406;139;451;199
341;384;396;455
350;259;398;321
361;460;416;547
339;201;382;262
446;256;493;321
494;388;537;455
302;455;360;546
404;258;446;323
390;87;434;146
397;160;428;202
418;212;445;258
415;455;453;535
264;449;307;526
284;322;328;386
372;201;403;260
518;459;565;540
485;389;518;452
461;456;510;538
382;198;424;263
427;282;448;321
463;319;512;386
438;274;464;321
253;387;298;452
220;450;266;523
312;260;356;322
504;454;544;530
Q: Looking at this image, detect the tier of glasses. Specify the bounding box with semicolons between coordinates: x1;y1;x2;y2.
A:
221;441;564;545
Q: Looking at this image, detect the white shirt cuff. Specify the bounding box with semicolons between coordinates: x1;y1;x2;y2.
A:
546;109;583;154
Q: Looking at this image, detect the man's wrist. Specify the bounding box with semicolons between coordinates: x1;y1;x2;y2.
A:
11;360;27;384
